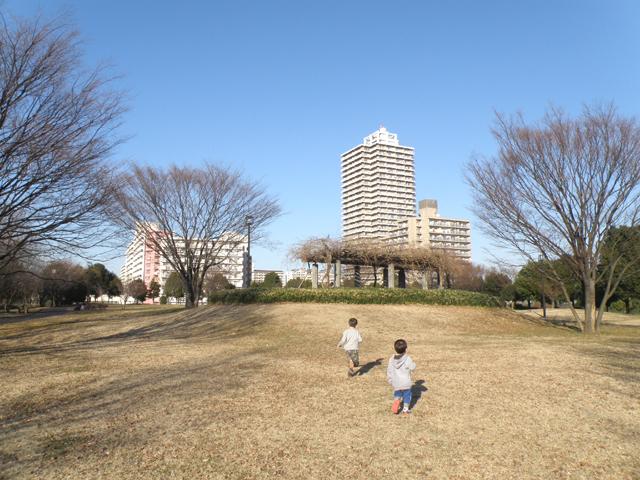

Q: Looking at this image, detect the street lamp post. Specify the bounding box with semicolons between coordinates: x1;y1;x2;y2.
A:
243;215;254;288
538;255;546;319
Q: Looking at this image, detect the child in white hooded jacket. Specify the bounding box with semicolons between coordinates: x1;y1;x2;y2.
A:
387;338;416;414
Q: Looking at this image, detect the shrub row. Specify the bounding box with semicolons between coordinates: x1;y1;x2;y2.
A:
208;288;503;307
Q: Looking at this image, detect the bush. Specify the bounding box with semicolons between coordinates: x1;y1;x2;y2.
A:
285;278;312;288
159;295;167;305
609;299;626;313
208;288;502;307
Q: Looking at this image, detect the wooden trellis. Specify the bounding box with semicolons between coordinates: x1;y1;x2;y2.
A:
291;237;454;289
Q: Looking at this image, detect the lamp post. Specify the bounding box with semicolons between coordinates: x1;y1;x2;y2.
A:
243;215;254;288
538;255;546;319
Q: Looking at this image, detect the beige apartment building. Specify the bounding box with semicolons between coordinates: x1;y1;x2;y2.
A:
389;199;471;259
341;127;416;239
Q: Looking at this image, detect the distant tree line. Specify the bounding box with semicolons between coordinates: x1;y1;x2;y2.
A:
0;260;123;312
442;225;640;314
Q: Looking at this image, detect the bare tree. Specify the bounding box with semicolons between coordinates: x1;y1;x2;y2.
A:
290;236;341;287
0;261;40;312
467;105;640;333
0;15;125;274
114;163;281;308
124;278;147;304
445;258;485;292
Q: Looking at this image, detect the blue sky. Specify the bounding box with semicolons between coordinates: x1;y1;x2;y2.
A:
7;1;640;273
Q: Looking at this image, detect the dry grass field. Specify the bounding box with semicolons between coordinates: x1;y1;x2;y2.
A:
1;304;639;479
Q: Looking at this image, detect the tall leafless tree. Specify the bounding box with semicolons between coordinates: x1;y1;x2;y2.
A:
0;15;125;274
467;105;640;333
114;163;281;308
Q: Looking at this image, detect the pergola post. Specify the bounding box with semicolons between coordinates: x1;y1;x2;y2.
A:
354;265;361;288
312;263;319;289
422;271;429;290
388;263;395;289
398;268;406;288
335;260;341;288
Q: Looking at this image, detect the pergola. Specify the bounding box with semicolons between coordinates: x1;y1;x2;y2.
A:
293;238;448;289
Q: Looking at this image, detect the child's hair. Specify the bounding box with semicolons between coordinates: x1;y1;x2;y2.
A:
348;317;358;327
394;339;408;354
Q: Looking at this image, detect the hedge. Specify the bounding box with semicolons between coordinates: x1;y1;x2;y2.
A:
208;288;503;307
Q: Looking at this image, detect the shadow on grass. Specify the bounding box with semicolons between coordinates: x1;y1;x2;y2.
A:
0;307;74;325
516;311;581;333
356;358;383;376
0;306;185;343
0;304;277;477
576;338;640;395
0;347;269;477
409;380;428;410
0;305;270;357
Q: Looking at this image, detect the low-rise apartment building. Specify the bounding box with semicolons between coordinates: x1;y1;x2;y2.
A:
252;269;284;284
120;227;247;295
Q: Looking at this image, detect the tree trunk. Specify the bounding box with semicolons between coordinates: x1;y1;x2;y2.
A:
625;298;631;314
184;284;199;309
527;299;531;309
583;277;596;333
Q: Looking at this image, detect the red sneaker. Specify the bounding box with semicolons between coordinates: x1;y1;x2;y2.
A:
392;398;402;414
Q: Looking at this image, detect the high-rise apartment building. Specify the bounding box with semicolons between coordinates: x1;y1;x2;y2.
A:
341;127;416;239
389;199;471;260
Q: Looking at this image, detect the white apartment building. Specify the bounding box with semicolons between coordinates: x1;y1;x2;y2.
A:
389;199;471;260
120;227;247;294
282;266;337;285
283;267;309;283
341;127;416;239
252;269;284;284
120;232;149;287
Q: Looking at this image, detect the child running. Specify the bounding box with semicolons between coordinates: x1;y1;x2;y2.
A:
337;317;362;377
387;338;416;415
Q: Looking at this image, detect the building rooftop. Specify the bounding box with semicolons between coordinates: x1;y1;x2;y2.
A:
362;126;400;147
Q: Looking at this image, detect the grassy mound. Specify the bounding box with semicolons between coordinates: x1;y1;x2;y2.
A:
208;287;502;307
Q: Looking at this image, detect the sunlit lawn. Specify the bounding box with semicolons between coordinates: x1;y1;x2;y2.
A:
1;304;639;479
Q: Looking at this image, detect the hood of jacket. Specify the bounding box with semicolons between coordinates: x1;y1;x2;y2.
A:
392;354;409;369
